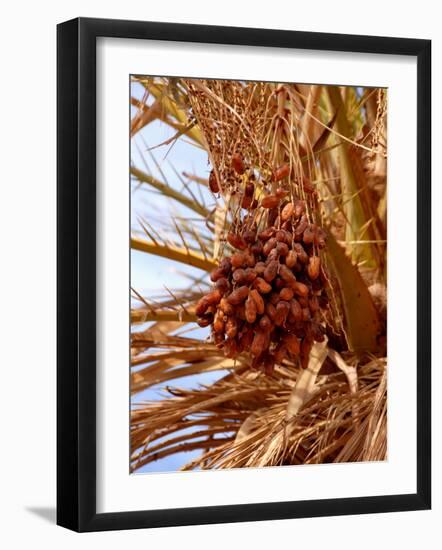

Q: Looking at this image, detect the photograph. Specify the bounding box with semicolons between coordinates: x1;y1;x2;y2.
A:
0;1;434;542
130;77;388;474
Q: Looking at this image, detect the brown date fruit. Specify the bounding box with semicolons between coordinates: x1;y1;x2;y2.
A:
253;277;272;294
195;297;210;317
243;250;256;267
245;182;255;196
311;323;325;342
275;187;288;198
197;315;212;328
303;177;315;194
301;339;313;369
263;237;277;256
241;196;253;209
275;242;289;256
201;184;328;371
275;229;291;244
279;264;297;285
295;215;308;239
303;225;315;245
215;277;230;293
274;343;288;363
315;227;327;248
273;163;290;181
281;202;294;221
232;153;245;174
307;256;321;280
244;268;257;283
261;195;281;209
298;296;308;308
280;287;294;301
251;330;269;357
259;314;272;330
205;289;222;305
243;229;256;243
213;311;225;334
250;241;263;255
245;294;257;323
235;304;247;321
210;267;225;282
302;308;311;322
231;252;245;268
250;289;265;314
293;199;306;218
238;327;254;351
289;298;303;321
266;248;279;262
258;227;276;241
219;297;234;316
209;170;219;193
225;317;238;338
292;281;309;297
227;232;247;250
232;268;247;284
309;295;320;313
294;243;309;264
274;301;290;326
219;257;232;273
264;260;279;282
284;334;300;356
265;302;277;322
285;250;297;268
227;286;249;305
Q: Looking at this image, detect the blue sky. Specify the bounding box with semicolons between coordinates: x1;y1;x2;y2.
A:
130;80;226;473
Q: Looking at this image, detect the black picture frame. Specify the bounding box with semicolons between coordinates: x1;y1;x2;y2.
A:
57;17;431;532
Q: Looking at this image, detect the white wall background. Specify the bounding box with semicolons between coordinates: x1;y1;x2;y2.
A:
0;1;439;548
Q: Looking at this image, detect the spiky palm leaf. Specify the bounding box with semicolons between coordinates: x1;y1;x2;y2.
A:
130;77;387;472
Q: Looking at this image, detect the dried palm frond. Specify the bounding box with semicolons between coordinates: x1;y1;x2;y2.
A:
130;76;388;473
130;346;386;470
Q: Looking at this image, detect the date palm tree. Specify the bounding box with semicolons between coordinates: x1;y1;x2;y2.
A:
130;77;387;472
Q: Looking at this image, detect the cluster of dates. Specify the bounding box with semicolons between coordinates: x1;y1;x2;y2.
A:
196;195;328;374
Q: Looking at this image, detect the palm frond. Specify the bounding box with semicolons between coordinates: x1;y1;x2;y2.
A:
130;77;388;473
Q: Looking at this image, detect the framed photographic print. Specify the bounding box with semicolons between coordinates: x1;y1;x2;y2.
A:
57;17;431;532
